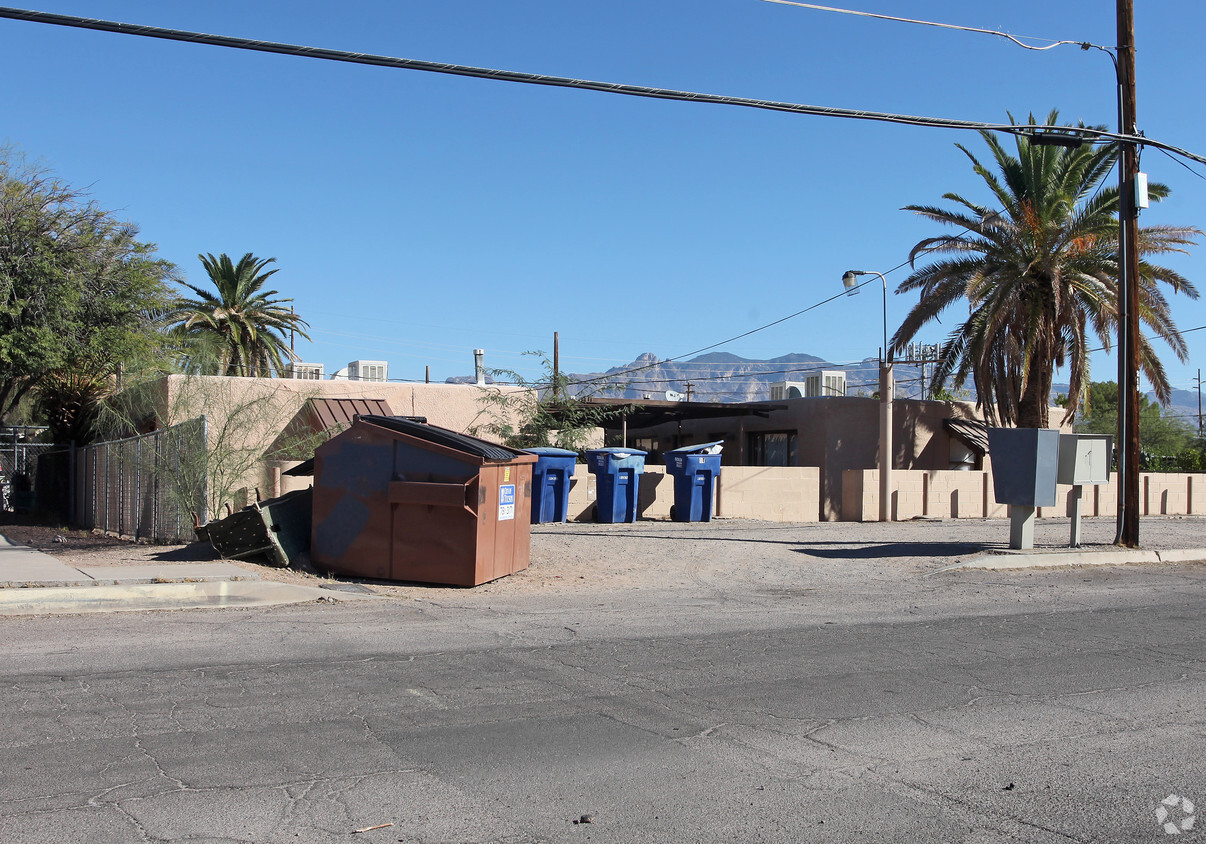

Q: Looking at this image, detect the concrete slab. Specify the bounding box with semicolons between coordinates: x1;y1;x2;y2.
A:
0;537;94;586
940;548;1161;571
74;563;261;585
0;581;371;616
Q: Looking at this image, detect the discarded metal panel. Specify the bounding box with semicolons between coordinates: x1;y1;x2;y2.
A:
203;487;313;568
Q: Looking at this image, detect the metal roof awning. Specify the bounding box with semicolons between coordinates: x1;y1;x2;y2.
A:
578;397;788;430
943;418;989;456
270;398;397;469
308;397;395;430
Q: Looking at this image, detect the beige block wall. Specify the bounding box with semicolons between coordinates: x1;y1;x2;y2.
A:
561;464;821;522
564;465;672;521
841;468;1206;521
715;466;820;522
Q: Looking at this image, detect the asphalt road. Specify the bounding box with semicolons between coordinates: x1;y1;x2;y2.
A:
1;520;1204;843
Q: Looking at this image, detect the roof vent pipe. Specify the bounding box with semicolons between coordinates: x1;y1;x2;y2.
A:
474;349;485;386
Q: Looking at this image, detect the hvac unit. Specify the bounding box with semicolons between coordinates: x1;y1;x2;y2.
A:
347;360;388;382
286;363;325;380
770;382;807;401
804;371;846;397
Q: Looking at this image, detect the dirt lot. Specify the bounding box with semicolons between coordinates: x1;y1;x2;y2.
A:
4;510;1206;604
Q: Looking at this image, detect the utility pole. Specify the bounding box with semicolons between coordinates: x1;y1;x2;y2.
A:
1196;368;1203;438
684;381;695;402
1116;0;1142;547
553;331;560;400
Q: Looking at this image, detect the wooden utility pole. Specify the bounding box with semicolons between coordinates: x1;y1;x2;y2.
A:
553;331;560;400
685;381;695;402
1117;0;1142;547
1197;369;1203;438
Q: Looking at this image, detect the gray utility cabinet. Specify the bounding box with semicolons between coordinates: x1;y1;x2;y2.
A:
987;427;1061;507
1057;434;1113;547
1057;434;1112;485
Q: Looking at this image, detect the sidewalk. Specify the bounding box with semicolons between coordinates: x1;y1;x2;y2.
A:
3;519;1204;616
0;535;363;614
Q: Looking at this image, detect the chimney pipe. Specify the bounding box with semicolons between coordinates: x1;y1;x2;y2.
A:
474;349;485;385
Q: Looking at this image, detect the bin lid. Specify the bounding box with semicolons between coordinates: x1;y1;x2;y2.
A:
358;415;524;461
524;447;579;457
587;447;647;458
665;441;724;455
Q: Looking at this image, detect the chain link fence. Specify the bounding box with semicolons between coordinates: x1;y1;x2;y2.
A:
73;417;209;543
0;428;60;512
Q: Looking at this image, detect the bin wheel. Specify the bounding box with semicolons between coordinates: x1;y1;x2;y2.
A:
669;505;677;521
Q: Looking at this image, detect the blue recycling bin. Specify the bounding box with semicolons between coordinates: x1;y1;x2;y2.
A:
585;447;647;523
664;441;723;522
526;447;578;524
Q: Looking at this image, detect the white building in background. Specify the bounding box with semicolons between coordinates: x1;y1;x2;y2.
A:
285;362;325;380
769;371;846;400
331;360;389;382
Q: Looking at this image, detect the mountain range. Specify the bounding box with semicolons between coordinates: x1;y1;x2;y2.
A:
449;351;1202;428
567;352;1204;427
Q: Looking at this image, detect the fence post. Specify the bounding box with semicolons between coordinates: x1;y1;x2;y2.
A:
68;441;76;524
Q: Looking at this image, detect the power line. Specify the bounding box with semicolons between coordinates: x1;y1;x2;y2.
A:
0;7;1196;162
759;0;1110;53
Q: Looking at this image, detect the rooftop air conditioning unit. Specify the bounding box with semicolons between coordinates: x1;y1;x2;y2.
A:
770;382;807;401
286;363;325;380
805;371;846;397
347;360;388;382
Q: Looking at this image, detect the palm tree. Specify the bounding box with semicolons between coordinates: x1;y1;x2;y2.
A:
893;110;1199;428
168;253;310;377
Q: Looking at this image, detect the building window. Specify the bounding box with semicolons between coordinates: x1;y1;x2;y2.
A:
748;431;797;467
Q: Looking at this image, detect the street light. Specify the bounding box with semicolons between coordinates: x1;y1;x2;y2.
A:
843;269;894;522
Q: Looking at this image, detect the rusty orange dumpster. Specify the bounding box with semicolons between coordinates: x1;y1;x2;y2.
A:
311;415;536;586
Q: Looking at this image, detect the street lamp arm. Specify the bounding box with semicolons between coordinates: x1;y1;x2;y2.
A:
842;269;890;361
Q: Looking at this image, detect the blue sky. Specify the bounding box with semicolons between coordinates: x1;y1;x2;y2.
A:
3;1;1205;399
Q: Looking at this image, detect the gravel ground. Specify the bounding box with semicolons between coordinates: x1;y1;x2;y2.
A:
3;513;1205;600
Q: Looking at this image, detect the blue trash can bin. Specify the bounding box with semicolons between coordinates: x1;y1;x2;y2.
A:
585;448;647;523
664;441;723;522
526;447;578;524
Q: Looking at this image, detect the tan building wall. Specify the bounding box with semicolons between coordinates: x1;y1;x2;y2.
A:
152;374;529;515
623;396;983;521
622;397;1077;522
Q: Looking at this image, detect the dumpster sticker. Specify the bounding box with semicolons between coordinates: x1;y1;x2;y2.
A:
499;484;516;521
504;467;511;483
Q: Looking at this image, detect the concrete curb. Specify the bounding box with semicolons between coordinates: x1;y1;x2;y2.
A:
936;547;1206;572
0;580;377;616
0;562;261;589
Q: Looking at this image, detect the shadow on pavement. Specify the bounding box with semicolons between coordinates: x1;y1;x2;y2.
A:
795;542;989;559
148;543;220;562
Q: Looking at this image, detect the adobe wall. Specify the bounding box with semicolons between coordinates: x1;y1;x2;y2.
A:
154;374;529;514
619;396;982;521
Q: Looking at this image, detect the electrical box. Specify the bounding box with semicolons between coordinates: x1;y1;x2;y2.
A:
988;427;1060;507
1057;434;1112;486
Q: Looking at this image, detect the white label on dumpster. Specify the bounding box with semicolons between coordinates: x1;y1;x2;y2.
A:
499;484;516;521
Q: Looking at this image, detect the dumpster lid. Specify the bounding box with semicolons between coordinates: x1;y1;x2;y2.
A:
525;447;579;457
666;440;724;455
588;447;647;457
358;415;525;461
